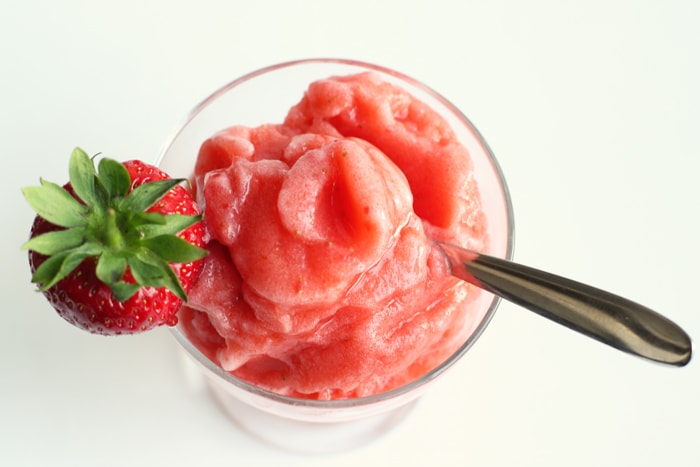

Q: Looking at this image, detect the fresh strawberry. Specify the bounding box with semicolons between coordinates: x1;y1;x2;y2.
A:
22;147;208;335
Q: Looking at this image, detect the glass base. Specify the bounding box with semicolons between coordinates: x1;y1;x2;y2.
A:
178;347;418;454
209;380;418;454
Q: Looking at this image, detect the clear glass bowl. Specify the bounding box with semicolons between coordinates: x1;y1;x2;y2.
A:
157;58;514;454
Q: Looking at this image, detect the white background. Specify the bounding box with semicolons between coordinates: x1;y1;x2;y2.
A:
2;1;698;466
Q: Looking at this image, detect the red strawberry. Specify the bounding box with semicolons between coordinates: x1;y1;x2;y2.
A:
22;147;208;335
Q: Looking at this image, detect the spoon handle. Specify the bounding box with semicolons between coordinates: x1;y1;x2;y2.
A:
438;242;692;366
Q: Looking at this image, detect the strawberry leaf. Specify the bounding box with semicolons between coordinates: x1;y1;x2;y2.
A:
95;251;127;285
97;158;131;199
128;251;187;301
31;243;102;290
22;180;88;228
120;179;185;213
130;212;167;229
22;227;87;255
108;281;141;302
68;148;100;207
136;214;201;237
141;235;208;263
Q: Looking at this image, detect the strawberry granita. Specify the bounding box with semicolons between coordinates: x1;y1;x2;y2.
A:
178;71;490;400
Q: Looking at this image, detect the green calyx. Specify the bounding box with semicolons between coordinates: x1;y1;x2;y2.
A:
22;147;207;302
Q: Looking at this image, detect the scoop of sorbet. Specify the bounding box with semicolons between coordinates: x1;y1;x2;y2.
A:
180;72;489;399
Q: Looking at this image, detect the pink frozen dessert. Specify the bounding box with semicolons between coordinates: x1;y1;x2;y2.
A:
178;71;489;400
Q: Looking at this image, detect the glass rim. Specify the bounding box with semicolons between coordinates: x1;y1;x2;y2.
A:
161;57;516;410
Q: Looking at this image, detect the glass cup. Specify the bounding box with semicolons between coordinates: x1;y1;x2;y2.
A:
157;58;514;454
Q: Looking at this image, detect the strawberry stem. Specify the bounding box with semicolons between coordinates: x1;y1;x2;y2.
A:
104;207;125;250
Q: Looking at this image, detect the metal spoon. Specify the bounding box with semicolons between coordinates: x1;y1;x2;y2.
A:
438;242;693;366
